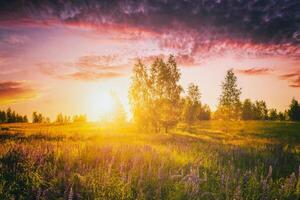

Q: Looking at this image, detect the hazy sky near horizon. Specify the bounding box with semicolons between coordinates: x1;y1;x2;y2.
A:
0;0;300;120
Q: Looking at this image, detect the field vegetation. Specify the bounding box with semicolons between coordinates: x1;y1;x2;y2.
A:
0;121;300;200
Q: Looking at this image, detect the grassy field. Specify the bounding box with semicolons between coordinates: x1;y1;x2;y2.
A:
0;121;300;200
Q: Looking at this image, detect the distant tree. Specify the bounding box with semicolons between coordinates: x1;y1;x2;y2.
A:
287;98;300;121
32;112;39;123
182;83;201;125
112;94;127;125
241;99;272;121
187;83;201;105
15;114;22;122
32;112;45;123
216;69;241;120
253;100;268;120
268;108;278;120
129;55;182;133
23;115;28;123
6;108;12;123
198;104;211;120
0;108;28;123
242;99;254;120
11;111;16;123
56;113;64;124
73;114;87;123
38;113;43;123
0;110;7;123
64;116;71;124
278;111;286;121
129;59;151;130
55;113;71;124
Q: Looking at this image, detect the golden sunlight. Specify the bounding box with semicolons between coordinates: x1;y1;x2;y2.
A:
86;91;115;121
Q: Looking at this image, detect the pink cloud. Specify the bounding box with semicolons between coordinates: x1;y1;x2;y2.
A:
236;68;273;75
66;71;124;81
0;81;37;104
75;55;128;70
3;34;29;45
279;71;300;88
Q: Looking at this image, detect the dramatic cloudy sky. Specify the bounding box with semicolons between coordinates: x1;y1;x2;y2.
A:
0;0;299;120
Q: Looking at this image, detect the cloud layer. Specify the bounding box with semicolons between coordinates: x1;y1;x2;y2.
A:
0;81;36;104
38;55;127;81
236;67;273;75
67;71;123;81
279;72;300;87
1;0;300;88
0;0;299;58
1;1;299;41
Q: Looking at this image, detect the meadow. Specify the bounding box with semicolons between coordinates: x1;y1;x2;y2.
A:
0;121;299;200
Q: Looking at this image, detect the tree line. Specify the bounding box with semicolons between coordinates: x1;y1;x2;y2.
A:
1;55;299;126
129;55;300;132
31;93;125;125
32;112;87;124
0;111;88;124
214;69;300;121
0;108;28;123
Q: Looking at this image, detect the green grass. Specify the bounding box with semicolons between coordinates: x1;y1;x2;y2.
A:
0;121;299;199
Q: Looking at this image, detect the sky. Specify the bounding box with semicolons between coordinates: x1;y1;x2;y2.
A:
0;0;299;121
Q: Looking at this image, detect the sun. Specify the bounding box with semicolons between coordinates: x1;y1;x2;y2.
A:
87;92;115;121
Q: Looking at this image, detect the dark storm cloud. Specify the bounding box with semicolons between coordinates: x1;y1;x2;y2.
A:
0;0;299;45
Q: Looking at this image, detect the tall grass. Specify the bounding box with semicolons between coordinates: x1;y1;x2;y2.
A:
0;121;299;199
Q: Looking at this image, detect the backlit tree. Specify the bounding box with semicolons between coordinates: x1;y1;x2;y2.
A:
182;83;201;124
129;55;182;133
288;98;300;121
216;69;241;120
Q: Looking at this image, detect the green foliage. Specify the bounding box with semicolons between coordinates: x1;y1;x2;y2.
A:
269;108;278;120
56;113;71;124
32;111;49;123
0;110;7;123
241;99;287;121
278;111;287;121
129;59;150;130
0;122;299;199
216;69;241;120
110;93;127;125
198;104;211;120
253;100;268;120
72;114;87;123
242;99;273;120
182;83;211;124
242;99;254;120
182;83;202;124
288;98;300;121
129;55;182;132
0;108;28;123
0;150;42;200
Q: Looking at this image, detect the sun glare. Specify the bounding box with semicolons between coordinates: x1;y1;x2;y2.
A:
87;92;115;121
